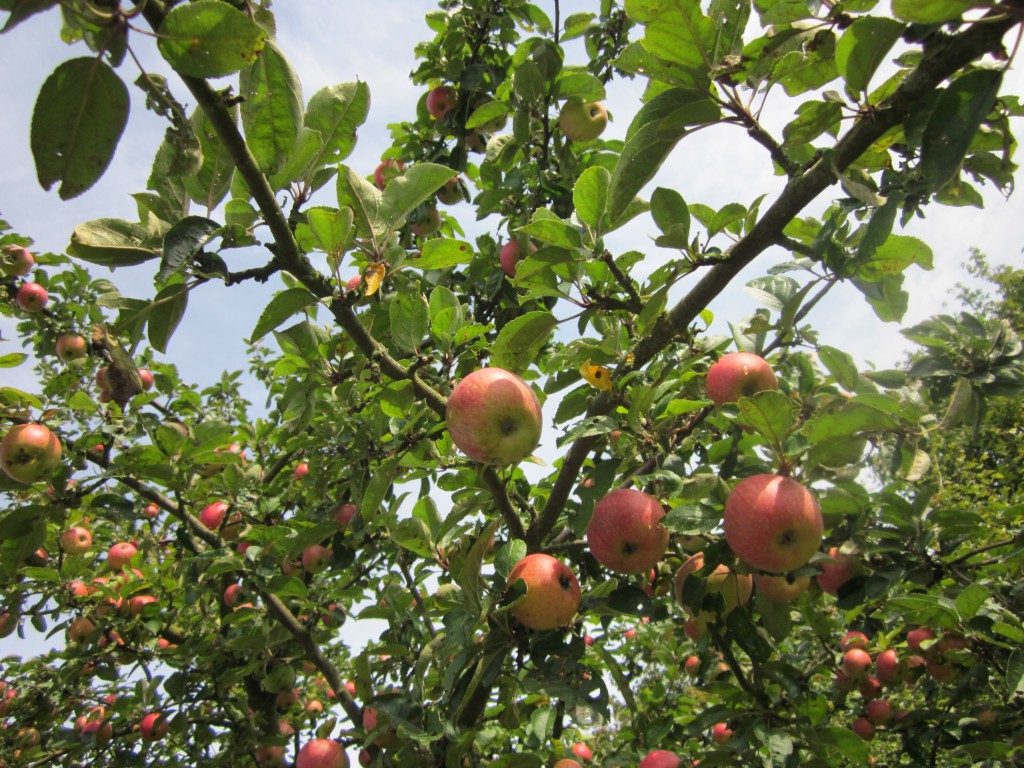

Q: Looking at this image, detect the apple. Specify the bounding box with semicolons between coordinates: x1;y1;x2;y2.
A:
816;546;863;596
345;275;362;292
866;698;894;725
638;750;682;768
334;502;358;530
411;205;442;236
841;631;870;651
276;688;299;709
426;85;458;121
305;699;324;717
139;712;170;741
859;675;882;700
107;541;137;570
875;649;901;683
224;583;245;607
723;474;823;573
499;239;536;278
293;462;309;481
256;744;286;768
583;635;595;646
0;611;18;638
373;159;405;190
674;552;752;620
851;716;875;741
263;664;297;694
138;368;155;391
143;503;160;519
437;176;465;205
712;722;733;744
344;680;357;697
587;488;669;574
506;553;581;630
445;367;543;465
558;98;608;142
0;245;34;276
554;761;583;768
82;717;113;746
705;352;778;406
624;627;637;640
56;334;88;362
571;742;593;761
843;648;872;679
684;655;701;677
926;656;958;683
302;544;331;574
0;423;62;484
68;616;96;643
16;727;41;748
60;526;93;555
15;281;48;312
906;626;936;654
199;501;230;531
684;618;705;640
752;572;811;602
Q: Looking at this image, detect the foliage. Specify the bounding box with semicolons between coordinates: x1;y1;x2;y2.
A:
1;1;1024;767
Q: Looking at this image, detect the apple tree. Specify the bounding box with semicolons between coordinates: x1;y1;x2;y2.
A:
1;0;1024;766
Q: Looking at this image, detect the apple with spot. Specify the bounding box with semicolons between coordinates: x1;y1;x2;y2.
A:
56;334;88;362
426;85;458;121
558;98;608;142
60;526;93;555
16;281;48;312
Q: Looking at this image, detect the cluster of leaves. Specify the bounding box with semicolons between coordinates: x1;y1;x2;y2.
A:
1;1;1023;767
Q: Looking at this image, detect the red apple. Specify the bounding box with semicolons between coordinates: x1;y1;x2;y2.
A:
705;352;778;406
684;655;701;677
841;631;870;651
426;85;458;121
224;583;245;607
906;626;936;654
56;334;88;362
851;717;875;741
15;281;48;312
302;544;331;574
373;159;405;190
334;502;358;531
344;680;357;697
752;572;811;602
712;722;733;744
199;501;230;531
143;503;160;519
0;423;62;484
60;526;93;555
445;367;543;465
571;742;593;761
68;616;96;643
866;699;894;725
81;717;113;746
506;553;581;630
638;750;682;768
588;488;669;574
293;462;309;481
554;761;583;768
723;474;823;573
345;275;362;292
674;552;752;620
684;618;705;640
0;611;18;638
107;541;137;570
411;205;442;236
558;98;608;142
875;648;901;683
256;745;286;768
858;675;882;700
499;239;537;278
0;245;34;276
843;648;873;679
817;546;863;596
139;712;170;741
138;368;155;391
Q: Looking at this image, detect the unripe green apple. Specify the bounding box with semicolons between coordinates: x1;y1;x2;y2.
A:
558;98;608;142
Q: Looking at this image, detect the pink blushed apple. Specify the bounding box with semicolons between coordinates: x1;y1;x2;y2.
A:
437;176;465;205
302;544;331;574
752;571;811;602
587;488;669;574
705;351;778;406
296;738;348;768
107;541;137;570
906;626;936;654
817;546;863;596
138;368;155;391
292;462;309;481
60;526;93;555
373;159;405;190
334;502;358;530
499;239;536;278
199;501;230;531
571;742;593;761
638;749;682;768
866;698;894;725
712;722;734;744
445;367;543;465
16;281;48;313
852;716;875;741
841;631;870;651
554;761;583;768
0;245;34;276
506;553;581;631
843;648;873;679
56;334;88;362
685;655;701;676
426;85;458;121
139;712;170;741
0;423;62;484
723;474;823;573
875;648;901;683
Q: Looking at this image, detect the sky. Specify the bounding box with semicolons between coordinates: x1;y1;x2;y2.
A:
1;0;1023;682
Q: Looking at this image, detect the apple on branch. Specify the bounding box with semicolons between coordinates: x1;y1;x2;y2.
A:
426;85;458;121
752;571;811;602
674;552;752;620
296;737;348;768
373;159;405;190
505;553;580;631
56;334;88;362
60;526;93;555
587;488;669;574
499;239;536;278
0;245;34;276
445;367;542;465
638;750;682;768
558;98;608;142
0;423;62;484
705;351;778;406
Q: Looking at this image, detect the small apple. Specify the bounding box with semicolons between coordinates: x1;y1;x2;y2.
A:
571;742;593;761
411;205;442;236
262;664;297;694
858;675;882;700
276;688;299;709
293;462;309;481
843;648;872;679
224;584;245;607
373;159;405;190
558;98;608;142
705;352;778;406
712;723;733;744
138;368;155;391
139;712;170;741
437;176;465;205
426;85;458;121
256;745;286;768
723;474;823;573
866;698;894;725
852;717;875;741
0;245;34;276
334;502;358;531
127;594;157;616
81;717;113;746
56;334;88;362
506;553;581;631
143;503;160;519
344;680;357;697
752;572;811;602
588;488;669;574
674;552;752;620
684;618;705;640
445;367;543;465
60;526;93;555
906;626;936;654
199;501;230;531
638;750;682;768
16;727;41;748
499;239;536;278
817;546;863;596
684;655;701;677
16;281;48;313
345;275;362;292
302;544;331;574
841;631;870;651
554;761;583;768
107;541;138;570
875;648;901;683
68;616;96;643
0;423;62;484
0;611;18;638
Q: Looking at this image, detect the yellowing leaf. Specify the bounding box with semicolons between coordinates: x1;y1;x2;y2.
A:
363;263;386;296
580;360;613;391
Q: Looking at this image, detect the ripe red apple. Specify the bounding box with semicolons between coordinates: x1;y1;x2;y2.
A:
107;541;137;570
345;275;362;292
344;680;357;697
558;98;608;142
60;526;93;555
866;699;894;725
199;501;230;531
875;648;901;683
56;334;88;362
437;176;465;205
411;205;442;236
445;367;543;465
712;722;734;744
752;571;811;602
0;245;34;276
293;462;309;481
858;675;882;700
138;368;155;391
224;583;245;607
588;488;669;574
851;716;875;741
334;502;358;531
684;618;705;640
843;648;873;679
143;503;160;519
0;423;62;484
684;655;701;677
0;611;18;638
302;544;331;574
638;750;682;768
15;281;48;312
674;552;752;620
373;159;405;190
841;631;870;651
554;761;583;768
506;553;581;630
705;351;778;406
81;717;113;746
571;742;593;761
499;239;537;277
127;594;157;616
139;712;170;741
426;85;458;121
906;626;936;654
723;474;823;573
817;546;863;596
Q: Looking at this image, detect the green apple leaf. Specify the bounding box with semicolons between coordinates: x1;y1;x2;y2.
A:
249;288;318;344
737;390;796;445
573;166;611;231
381;163;461;235
304;81;370;169
409;239;475;271
68;219;158;267
818;346;860;391
491;311;558;374
240;42;303;175
836;17;904;95
148;283;189;354
157;216;220;285
517;209;582;249
892;0;976;23
802;401;897;441
157;0;267;79
389;292;429;354
183;107;236;210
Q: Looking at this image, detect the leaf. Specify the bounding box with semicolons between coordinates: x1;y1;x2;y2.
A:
31;58;129;200
304;82;371;170
363;263;386;296
818;346;859;391
1;0;57;32
624;0;716;84
835;17;904;94
892;0;976;23
801;402;897;441
744;275;799;312
517;209;582;250
707;202;746;237
650;187;690;246
389;293;429;354
183;106;236;210
409;239;474;270
338;165;382;239
0;353;27;368
361;457;398;517
157;0;267;78
249;288;318;344
727;608;774;662
1006;648;1024;696
381;163;454;233
157;216;220;284
920;69;1003;193
573;166;610;230
580;360;613;391
857;235;933;282
148;283;189;354
737;390;795;445
240;42;303;175
305;207;353;255
491;311;558;373
68;219;157;266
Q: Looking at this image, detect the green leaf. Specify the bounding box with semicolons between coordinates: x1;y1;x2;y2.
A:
465;101;509;131
410;239;474;271
663;503;720;534
857;235;933;281
389;292;429;354
517;209;581;249
31;58;129;200
157;0;267;78
727;608;774;662
148;283;189;354
249;288;318;344
361;457;398;517
68;219;157;267
853;274;909;323
305;81;371;170
381;163;454;234
183;107;236;210
820;727;870;763
157;216;220;285
920;69;1003;193
0;353;27;368
955;583;988;621
801;401;897;441
492;311;558;374
1;0;57;32
818;345;859;391
573;166;611;230
737;390;795;445
240;42;302;175
625;0;716;84
650;187;690;247
305;206;353;255
836;17;904;94
783;100;843;146
1006;648;1024;696
892;0;976;23
744;276;799;312
338;165;383;239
